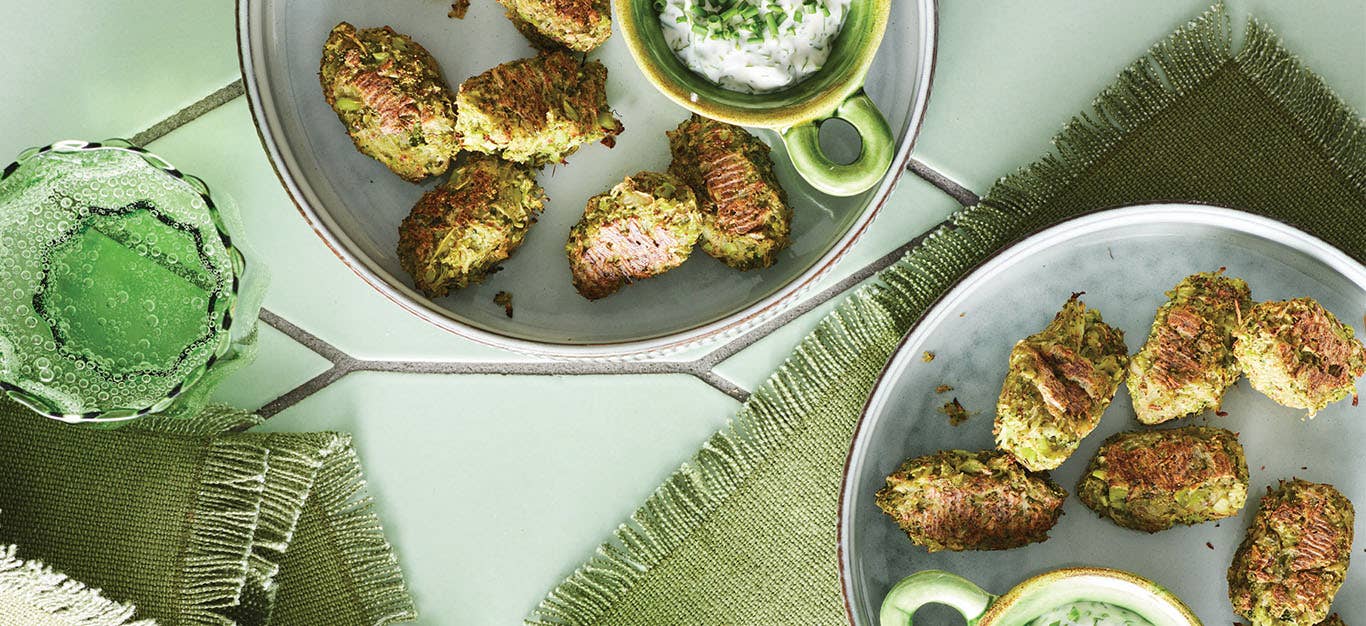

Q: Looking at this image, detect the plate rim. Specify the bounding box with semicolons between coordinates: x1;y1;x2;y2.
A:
835;202;1366;625
234;0;940;359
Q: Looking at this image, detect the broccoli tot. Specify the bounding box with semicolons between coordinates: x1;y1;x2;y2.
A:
1228;480;1354;626
566;172;702;300
875;449;1067;552
667;115;792;270
1233;298;1366;415
498;0;612;52
994;295;1128;471
1127;271;1253;424
456;51;623;166
319;23;460;182
397;152;545;297
1077;426;1248;532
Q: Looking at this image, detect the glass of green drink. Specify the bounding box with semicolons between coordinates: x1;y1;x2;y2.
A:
0;140;264;425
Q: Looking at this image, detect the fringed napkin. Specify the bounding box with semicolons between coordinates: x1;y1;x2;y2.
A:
0;401;416;625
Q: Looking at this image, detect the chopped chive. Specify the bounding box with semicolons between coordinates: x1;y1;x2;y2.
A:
691;23;708;35
793;9;804;22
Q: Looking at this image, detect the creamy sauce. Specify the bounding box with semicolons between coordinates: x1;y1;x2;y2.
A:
658;0;851;94
1028;601;1155;626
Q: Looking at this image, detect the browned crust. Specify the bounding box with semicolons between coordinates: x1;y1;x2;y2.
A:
569;215;690;300
1102;433;1238;492
1018;342;1110;417
1229;480;1354;622
877;451;1066;552
1279;303;1366;397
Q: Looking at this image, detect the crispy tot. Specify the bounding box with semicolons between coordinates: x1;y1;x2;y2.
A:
397;152;545;297
566;172;702;300
667;115;792;270
1234;298;1366;415
1228;480;1354;625
498;0;611;52
1077;426;1248;532
456;51;622;166
875;449;1067;552
1127;271;1253;424
994;295;1128;471
319;23;459;182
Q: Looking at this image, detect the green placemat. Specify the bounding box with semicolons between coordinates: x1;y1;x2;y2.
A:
0;402;416;625
529;5;1366;625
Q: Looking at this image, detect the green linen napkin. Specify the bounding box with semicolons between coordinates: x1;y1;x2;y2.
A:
0;545;151;626
0;400;416;625
529;5;1366;625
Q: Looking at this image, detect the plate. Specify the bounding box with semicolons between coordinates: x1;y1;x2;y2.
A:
236;0;936;358
839;205;1366;624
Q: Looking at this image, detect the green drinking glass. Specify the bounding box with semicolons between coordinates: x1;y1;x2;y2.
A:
0;140;265;425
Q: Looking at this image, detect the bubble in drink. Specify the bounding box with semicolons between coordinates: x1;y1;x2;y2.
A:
0;142;248;421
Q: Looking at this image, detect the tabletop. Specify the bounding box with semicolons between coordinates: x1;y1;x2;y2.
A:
4;1;1363;624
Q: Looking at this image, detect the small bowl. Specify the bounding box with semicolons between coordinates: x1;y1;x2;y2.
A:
880;568;1202;626
618;0;894;196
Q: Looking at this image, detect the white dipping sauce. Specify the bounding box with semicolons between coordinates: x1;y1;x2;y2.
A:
1028;601;1155;626
658;0;851;94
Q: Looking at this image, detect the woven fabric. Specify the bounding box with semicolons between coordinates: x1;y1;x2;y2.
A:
529;6;1366;625
0;545;152;626
0;402;416;625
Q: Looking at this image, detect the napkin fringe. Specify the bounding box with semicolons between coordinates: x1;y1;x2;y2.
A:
986;3;1231;217
525;3;1366;624
1235;17;1366;199
181;439;269;625
230;438;330;625
312;437;417;624
0;545;154;625
526;289;912;626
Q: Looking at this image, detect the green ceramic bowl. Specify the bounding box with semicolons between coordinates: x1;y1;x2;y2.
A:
880;569;1202;626
618;0;894;197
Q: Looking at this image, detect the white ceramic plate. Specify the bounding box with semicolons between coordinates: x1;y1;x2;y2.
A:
236;0;936;358
840;205;1366;624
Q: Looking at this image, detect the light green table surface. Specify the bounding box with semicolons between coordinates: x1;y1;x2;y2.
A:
2;2;1361;624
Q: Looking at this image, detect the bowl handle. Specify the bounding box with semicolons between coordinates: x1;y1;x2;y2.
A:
879;571;997;626
779;89;894;197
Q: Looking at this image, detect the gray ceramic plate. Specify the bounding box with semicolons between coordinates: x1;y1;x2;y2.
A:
237;0;935;358
840;205;1365;624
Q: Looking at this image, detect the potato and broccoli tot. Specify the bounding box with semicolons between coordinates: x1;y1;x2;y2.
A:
1234;298;1366;415
566;172;702;300
1127;272;1253;424
1077;426;1248;532
497;0;612;52
994;295;1128;472
875;449;1067;552
1228;479;1354;626
398;152;546;297
456;51;623;166
320;23;460;182
668;115;793;270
